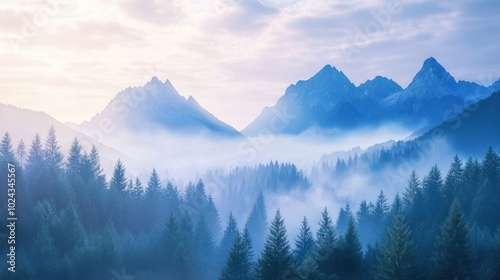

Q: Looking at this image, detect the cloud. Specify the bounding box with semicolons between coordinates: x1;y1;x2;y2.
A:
0;0;498;130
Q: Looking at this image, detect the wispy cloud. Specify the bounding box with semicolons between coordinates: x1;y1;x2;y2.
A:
0;0;498;130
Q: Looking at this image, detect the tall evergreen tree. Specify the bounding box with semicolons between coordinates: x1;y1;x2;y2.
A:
403;170;420;213
357;200;373;247
146;168;162;197
315;208;338;278
373;190;389;242
109;159;127;192
472;147;500;230
386;193;403;227
444;155;464;204
194;215;216;277
256;209;293;280
337;216;363;279
0;132;15;163
422;165;445;225
336;202;353;234
461;157;481;216
16;138;26;167
245;192;268;259
376;212;418;280
206;195;223;243
294;216;315;265
88;145;105;186
220;232;253;280
44;126;63;173
66;138;82;178
219;212;240;269
433;200;474;280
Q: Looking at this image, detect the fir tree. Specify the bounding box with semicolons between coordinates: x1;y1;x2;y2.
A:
245;192;268;258
16;138;26;167
444;155;464;204
315;208;338;278
44;126;63;172
146;168;162;197
294;216;315;265
337;216;363;279
219;212;240;268
66;138;82;178
402;171;420;213
422;165;444;217
220;232;253;280
0;132;15;163
433;200;474;280
376;212;418;280
336;202;353;234
256;209;293;280
194;215;216;276
109;159;127;192
472;147;500;230
461;157;481;216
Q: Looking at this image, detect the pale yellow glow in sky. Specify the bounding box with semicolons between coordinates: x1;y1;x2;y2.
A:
1;0;499;130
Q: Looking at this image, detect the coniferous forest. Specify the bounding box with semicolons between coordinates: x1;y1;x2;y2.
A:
1;128;500;280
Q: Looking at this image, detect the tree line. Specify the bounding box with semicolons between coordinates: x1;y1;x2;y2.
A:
0;127;499;279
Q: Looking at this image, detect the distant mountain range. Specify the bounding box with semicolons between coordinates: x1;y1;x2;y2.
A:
243;57;500;136
81;77;242;138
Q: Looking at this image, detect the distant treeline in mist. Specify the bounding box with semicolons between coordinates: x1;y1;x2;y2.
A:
0;128;499;280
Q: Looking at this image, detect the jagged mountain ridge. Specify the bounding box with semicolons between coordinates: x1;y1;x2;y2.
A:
243;57;500;136
81;77;242;138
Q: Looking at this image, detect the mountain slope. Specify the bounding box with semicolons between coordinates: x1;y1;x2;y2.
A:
415;90;500;155
0;103;126;173
81;77;242;138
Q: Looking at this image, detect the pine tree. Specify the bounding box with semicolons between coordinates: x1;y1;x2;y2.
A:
219;212;240;268
32;224;59;278
373;190;389;242
66;138;82;177
315;208;338;278
336;202;353;234
357;200;373;247
472;147;500;230
337;216;363;279
403;170;420;213
376;212;418;280
245;192;268;258
386;193;402;227
220;232;253;280
44;126;63;172
109;159;127;192
294;216;315;265
0;132;15;163
433;200;474;280
422;165;445;224
146;168;162;197
444;155;464;207
206;195;222;243
16;139;26;167
194;215;216;276
461;157;481;216
88;145;105;186
256;209;293;280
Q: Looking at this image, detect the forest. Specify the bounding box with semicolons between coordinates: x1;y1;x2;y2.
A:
0;127;499;280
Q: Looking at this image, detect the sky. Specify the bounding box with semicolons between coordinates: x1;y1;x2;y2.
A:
1;0;499;130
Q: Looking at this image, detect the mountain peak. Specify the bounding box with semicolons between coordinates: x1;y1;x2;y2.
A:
406;57;457;94
421;57;446;73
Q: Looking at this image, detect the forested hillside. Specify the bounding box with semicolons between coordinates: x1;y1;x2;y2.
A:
0;128;499;279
